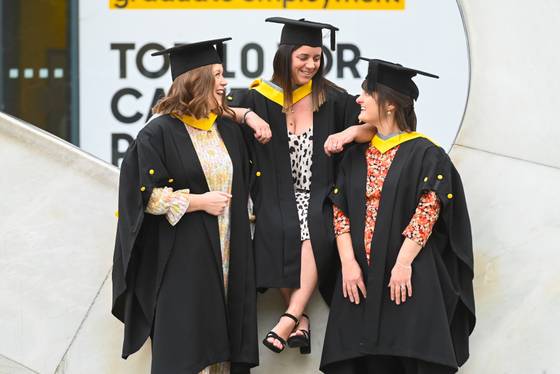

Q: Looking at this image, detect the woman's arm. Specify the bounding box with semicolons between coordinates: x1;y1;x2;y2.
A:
350;122;377;143
145;187;189;225
324;122;376;155
334;205;367;304
187;191;231;216
145;187;231;225
227;107;272;144
225;107;248;123
388;191;441;305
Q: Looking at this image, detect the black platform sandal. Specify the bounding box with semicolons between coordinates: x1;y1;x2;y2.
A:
262;313;299;353
287;313;311;354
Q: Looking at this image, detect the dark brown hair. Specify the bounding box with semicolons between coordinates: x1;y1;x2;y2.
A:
361;80;417;131
153;64;234;119
271;44;343;112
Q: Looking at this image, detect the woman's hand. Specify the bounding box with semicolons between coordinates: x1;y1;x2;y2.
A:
324;127;357;156
194;191;231;216
245;112;272;144
388;261;413;305
341;258;367;304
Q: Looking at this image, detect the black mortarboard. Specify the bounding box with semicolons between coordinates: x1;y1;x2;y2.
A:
360;58;439;100
151;37;231;80
266;17;339;51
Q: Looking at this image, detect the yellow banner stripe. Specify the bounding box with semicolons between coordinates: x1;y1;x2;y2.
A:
109;0;405;10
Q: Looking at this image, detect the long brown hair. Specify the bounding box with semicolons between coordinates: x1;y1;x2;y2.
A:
271;44;344;112
361;81;417;132
153;64;235;119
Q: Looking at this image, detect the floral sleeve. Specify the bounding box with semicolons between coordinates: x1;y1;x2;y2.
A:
333;205;351;236
145;187;190;226
146;187;173;215
402;191;441;247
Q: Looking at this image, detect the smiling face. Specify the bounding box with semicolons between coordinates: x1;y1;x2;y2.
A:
212;64;227;106
356;89;381;125
290;45;322;86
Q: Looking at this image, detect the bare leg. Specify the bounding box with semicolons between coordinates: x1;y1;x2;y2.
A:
266;240;318;349
278;288;310;337
287;240;315;337
279;288;291;307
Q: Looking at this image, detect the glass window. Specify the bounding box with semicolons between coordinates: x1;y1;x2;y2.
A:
1;0;76;144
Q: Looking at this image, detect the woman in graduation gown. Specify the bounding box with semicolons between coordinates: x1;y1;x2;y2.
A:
321;58;475;374
237;17;375;354
111;38;258;374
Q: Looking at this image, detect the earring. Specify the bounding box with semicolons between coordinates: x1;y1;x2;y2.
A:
387;111;392;116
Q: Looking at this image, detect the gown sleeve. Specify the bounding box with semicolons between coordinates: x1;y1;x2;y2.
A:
329;148;351;216
238;89;258;141
416;144;475;365
112;126;172;322
237;89;260;196
416;146;473;268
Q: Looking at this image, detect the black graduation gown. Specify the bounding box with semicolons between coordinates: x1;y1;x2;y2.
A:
240;85;360;303
321;138;475;372
111;114;258;374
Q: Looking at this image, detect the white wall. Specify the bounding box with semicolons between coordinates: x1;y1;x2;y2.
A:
453;0;560;372
1;0;560;372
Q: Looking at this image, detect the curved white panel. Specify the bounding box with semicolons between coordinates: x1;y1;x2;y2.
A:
2;1;559;373
0;113;119;373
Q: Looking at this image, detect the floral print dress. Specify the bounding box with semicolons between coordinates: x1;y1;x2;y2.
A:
333;144;441;264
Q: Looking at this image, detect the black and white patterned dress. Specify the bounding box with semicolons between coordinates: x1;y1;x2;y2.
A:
288;126;313;241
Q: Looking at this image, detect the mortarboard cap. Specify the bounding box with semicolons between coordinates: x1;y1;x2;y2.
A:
266;17;339;51
152;37;231;80
359;58;439;100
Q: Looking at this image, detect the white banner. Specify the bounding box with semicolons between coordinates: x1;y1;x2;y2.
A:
79;1;469;165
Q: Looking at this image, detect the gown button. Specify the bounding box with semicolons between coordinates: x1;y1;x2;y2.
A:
140;186;146;192
437;174;444;180
168;178;174;183
447;193;454;199
149;169;155;175
333;188;339;194
256;171;261;177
